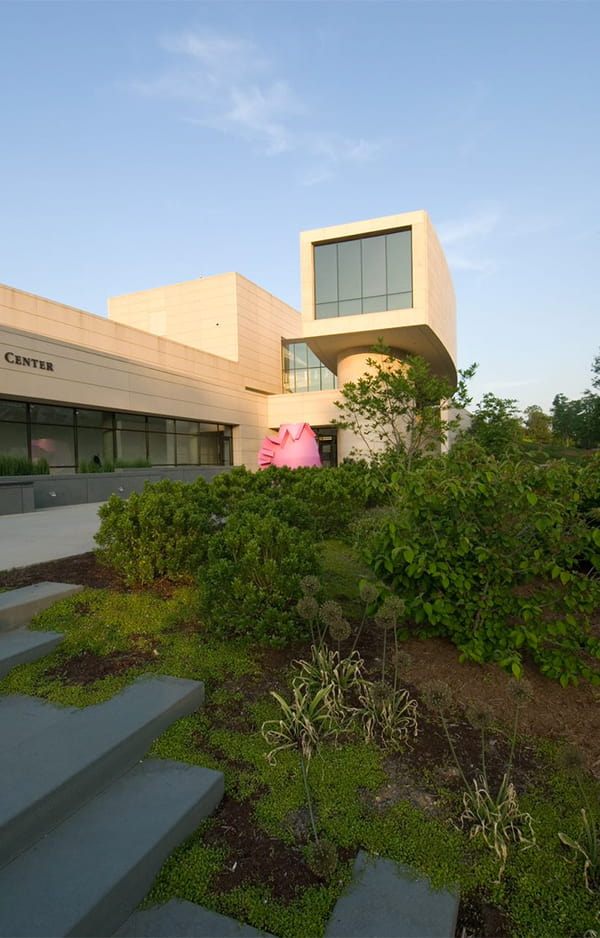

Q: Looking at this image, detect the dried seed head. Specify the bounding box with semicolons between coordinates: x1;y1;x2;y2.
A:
422;680;453;713
328;616;351;642
319;600;344;628
508;677;534;705
375;594;406;630
301;575;321;596
359;580;379;604
296;596;319;621
465;703;494;731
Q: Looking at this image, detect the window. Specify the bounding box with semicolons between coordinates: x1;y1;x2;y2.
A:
0;398;234;471
282;342;337;393
314;229;412;319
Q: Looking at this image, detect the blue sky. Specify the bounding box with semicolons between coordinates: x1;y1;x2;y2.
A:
1;0;598;413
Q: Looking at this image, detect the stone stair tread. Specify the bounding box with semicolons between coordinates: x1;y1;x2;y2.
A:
0;694;75;750
0;627;64;678
0;674;205;868
324;850;459;938
0;581;83;632
116;899;278;937
0;758;224;938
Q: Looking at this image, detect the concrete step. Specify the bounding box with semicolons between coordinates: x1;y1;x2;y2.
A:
0;759;224;938
0;694;76;749
0;581;83;632
0;627;64;677
324;850;459;938
116;899;278;937
0;674;205;868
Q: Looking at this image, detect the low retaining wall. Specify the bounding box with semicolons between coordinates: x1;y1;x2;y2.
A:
0;467;229;515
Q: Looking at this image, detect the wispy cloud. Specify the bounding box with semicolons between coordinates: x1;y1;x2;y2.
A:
438;209;501;274
131;30;381;180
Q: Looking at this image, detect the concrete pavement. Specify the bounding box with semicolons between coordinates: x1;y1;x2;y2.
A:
0;503;105;571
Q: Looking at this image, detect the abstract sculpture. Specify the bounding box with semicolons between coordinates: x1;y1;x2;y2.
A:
258;422;322;470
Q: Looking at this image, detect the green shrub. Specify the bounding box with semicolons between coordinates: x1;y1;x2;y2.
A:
0;454;49;475
94;478;218;585
365;449;600;685
200;511;320;646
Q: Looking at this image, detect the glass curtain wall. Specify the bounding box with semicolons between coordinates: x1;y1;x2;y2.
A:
0;398;233;472
282;342;337;393
314;228;412;319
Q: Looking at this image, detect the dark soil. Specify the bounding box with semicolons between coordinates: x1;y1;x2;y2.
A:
2;552;599;937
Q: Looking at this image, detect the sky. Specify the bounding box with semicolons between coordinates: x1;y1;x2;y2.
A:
1;0;598;414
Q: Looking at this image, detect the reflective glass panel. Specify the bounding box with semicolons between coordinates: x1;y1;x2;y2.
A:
338;299;362;316
362;295;387;314
337;239;362;300
76;409;106;428
386;230;412;295
0;400;27;422
31;424;75;467
314;243;338;303
361;236;386;298
147;416;175;433
387;292;413;310
149;432;175;466
0;422;27;456
308;367;321;391
315;302;339;319
117;430;147;461
176;434;199;464
116;413;146;431
30;404;73;426
77;427;114;465
176;420;199;435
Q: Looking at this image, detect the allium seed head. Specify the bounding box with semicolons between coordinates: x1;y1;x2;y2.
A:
328;616;351;642
422;681;453;712
301;575;321;596
296;596;319;621
319;600;344;627
359;580;379;604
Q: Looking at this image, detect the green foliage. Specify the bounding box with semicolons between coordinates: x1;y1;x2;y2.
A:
94;477;218;585
334;341;475;470
559;808;600;893
522;405;553;444
0;454;49;475
552;350;600;449
200;511;320;646
366;449;600;684
466;393;522;456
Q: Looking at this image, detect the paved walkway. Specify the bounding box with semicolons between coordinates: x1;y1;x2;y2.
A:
0;503;105;571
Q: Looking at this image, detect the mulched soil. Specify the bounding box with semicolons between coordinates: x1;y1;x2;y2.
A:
2;551;599;937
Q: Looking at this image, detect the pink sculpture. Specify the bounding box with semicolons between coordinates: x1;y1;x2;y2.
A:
258;423;322;470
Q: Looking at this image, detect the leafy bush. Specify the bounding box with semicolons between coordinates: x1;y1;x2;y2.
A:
366;447;600;685
0;454;49;475
95;478;218;585
200;511;320;646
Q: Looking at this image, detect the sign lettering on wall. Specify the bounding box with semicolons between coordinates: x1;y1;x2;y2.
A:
4;352;54;371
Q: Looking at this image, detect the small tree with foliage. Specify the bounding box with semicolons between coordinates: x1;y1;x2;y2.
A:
467;393;522;456
333;342;475;471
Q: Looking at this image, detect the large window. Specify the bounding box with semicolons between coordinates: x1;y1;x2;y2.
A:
0;398;233;472
282;342;337;393
314;229;412;319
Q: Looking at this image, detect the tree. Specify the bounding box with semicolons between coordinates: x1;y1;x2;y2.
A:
333;342;475;471
522;404;553;444
552;349;600;449
466;393;522;456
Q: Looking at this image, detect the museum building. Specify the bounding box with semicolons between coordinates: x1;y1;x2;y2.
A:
0;211;457;473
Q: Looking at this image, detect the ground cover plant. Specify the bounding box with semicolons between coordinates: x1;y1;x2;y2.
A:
2;451;600;937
